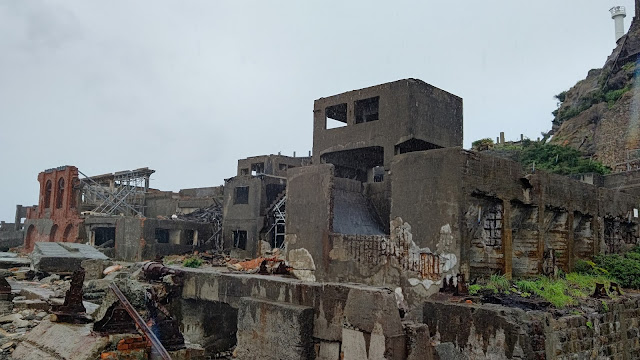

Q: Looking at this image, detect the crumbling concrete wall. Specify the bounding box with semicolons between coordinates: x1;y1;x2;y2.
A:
395;148;640;282
418;297;640;360
180;269;406;360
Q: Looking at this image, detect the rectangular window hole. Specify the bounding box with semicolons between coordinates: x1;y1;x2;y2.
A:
325;103;348;129
355;96;379;124
234;230;247;250
94;227;116;247
156;228;170;244
251;163;264;176
234;186;249;204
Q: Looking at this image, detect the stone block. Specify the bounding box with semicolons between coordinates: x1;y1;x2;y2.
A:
235;297;314;360
12;299;50;311
31;242;109;274
81;258;113;280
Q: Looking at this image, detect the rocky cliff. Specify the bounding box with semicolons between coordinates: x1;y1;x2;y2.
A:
551;1;640;170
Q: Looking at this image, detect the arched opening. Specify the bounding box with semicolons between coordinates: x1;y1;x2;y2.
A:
25;225;36;251
44;180;52;209
62;224;73;242
49;224;58;242
56;178;65;209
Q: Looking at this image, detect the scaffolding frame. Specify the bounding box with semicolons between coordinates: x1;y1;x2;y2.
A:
78;168;154;217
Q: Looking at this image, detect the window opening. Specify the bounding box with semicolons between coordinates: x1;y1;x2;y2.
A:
156;228;170;244
56;178;65;209
355;97;379;124
234;186;249;204
251;163;264;176
325;103;348;129
233;230;247;250
44;180;52;208
94;227;116;247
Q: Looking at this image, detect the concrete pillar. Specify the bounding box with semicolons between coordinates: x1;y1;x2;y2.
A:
500;132;505;144
502;200;513;279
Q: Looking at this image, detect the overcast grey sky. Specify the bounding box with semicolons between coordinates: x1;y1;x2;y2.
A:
0;0;635;221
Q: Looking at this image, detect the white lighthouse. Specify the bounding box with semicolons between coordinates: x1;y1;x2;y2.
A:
610;6;627;42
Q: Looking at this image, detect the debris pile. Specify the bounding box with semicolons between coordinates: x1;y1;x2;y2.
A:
176;203;222;224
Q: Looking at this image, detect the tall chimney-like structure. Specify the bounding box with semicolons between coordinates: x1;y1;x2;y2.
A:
610;6;627;42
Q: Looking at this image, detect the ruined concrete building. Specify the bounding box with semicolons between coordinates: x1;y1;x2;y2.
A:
6;78;640;360
20;165;218;261
222;154;310;257
284;78;640;298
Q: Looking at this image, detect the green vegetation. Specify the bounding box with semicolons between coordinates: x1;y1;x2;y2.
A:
622;61;636;72
586;321;593;329
182;257;203;268
471;273;614;308
519;140;611;175
577;246;640;289
554;91;568;103
471;138;494;149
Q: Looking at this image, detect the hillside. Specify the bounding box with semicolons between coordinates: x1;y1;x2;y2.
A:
550;2;640;170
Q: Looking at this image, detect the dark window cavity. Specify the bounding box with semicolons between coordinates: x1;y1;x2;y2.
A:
44;180;52;209
156;228;170;244
56;178;65;209
233;230;247;250
234;186;249;204
94;227;116;247
355;97;379;124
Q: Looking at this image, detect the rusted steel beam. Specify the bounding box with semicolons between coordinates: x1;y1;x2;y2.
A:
109;283;171;360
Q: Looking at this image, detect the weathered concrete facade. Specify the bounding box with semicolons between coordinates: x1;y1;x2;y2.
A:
222;154;309;258
286;80;640;310
313;78;462;181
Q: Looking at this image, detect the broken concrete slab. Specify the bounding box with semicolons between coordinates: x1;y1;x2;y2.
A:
12;299;49;311
12;319;109;360
0;257;30;269
235;297;314;360
30;242;108;274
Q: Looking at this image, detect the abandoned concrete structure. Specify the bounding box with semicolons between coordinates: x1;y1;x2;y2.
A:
222;154;310;257
285;79;640;305
6;77;640;359
22;166;216;261
314;78;462;181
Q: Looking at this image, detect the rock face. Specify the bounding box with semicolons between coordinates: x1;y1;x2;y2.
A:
551;3;640;170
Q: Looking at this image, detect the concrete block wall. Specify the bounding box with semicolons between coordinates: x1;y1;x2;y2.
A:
418;297;640;359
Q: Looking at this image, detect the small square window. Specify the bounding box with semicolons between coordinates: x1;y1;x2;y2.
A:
234;186;249;204
240;168;249;175
278;163;288;171
233;230;247;250
325;103;347;129
251;163;264;175
355;97;379;124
